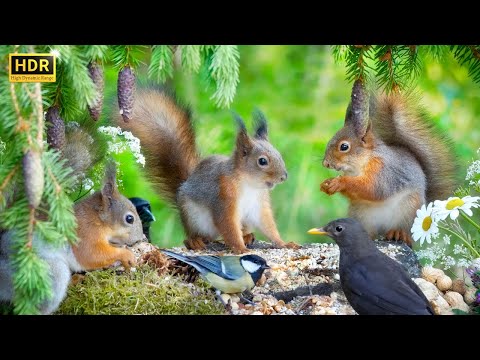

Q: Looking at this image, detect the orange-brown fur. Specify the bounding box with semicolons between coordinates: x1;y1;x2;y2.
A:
118;90;200;203
321;157;384;202
216;175;248;253
72;192;136;270
372;92;457;202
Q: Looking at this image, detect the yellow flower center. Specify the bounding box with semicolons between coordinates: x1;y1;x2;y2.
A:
446;198;464;210
422;216;432;231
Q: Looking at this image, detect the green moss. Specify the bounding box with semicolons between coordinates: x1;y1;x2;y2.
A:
56;265;226;315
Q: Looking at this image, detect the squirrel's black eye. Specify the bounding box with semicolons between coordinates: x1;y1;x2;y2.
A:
258;157;268;166
340;142;350;152
126;214;134;224
335;225;343;232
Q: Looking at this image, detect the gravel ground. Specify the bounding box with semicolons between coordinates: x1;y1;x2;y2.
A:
130;238;421;315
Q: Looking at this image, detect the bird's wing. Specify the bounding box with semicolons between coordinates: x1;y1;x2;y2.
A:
343;255;432;315
191;255;239;280
162;250;239;280
219;256;250;280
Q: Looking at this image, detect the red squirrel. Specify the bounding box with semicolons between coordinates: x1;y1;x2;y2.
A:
320;80;457;246
117;88;300;254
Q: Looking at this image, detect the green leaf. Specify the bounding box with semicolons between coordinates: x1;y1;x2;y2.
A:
452;308;469;315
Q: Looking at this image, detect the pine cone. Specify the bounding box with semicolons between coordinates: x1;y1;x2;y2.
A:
117;65;136;122
23;150;44;208
46;106;65;150
87;62;105;121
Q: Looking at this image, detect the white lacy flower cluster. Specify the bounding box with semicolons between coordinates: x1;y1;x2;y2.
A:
98;126;145;167
465;148;480;188
416;243;471;270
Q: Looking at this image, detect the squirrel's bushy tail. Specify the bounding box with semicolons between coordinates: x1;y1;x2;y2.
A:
116;88;200;203
371;92;458;202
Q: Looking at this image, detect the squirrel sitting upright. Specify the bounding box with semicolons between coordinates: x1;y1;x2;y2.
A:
0;127;144;314
117;88;299;254
320;80;457;246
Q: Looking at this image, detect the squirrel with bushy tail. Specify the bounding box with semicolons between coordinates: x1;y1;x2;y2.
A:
321;79;457;246
117;87;300;254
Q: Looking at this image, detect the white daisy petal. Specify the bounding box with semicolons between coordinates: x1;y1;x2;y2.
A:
450;209;459;220
463;208;473;217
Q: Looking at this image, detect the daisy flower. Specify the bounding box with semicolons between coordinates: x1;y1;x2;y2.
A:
411;202;439;246
433;196;480;221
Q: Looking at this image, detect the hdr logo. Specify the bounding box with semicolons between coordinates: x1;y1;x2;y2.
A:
9;53;56;83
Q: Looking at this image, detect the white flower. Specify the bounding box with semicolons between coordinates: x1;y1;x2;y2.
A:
466;159;480;186
453;244;469;256
458;258;471;268
443;234;451;245
411;202;439;246
99;127;145;168
441;255;456;270
433;196;480;220
0;139;5;154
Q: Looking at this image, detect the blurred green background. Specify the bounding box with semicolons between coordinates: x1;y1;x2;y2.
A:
102;45;480;247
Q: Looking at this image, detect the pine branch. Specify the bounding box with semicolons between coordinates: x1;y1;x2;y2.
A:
208;45;240;108
180;45;202;73
148;45;174;82
452;45;480;83
344;45;375;83
111;45;145;69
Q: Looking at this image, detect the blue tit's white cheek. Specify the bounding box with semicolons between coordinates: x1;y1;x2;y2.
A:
241;259;261;273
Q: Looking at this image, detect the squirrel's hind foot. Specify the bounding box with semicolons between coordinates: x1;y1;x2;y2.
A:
385;229;413;248
243;233;255;248
184;236;209;251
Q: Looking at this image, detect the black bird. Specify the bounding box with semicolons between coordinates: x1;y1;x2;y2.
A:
129;197;156;242
308;218;434;315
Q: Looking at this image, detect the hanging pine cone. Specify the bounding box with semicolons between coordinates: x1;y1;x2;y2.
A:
117;65;136;122
23;150;44;208
87;61;105;121
45;106;65;150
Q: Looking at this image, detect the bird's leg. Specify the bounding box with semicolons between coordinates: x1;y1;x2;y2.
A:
215;290;228;307
240;290;255;305
385;229;413;247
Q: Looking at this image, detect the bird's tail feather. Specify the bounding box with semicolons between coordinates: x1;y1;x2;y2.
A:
161;249;204;274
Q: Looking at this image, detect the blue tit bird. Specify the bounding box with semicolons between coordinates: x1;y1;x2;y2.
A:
161;249;270;295
129;197;156;241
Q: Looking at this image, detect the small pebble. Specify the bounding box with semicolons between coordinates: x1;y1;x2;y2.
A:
220;294;231;304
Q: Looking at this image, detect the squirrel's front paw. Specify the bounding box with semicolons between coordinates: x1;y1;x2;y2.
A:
284;241;301;249
320;177;344;195
120;250;136;270
231;246;249;255
274;241;301;250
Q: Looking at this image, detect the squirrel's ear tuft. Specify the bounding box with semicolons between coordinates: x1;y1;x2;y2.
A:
253;108;268;140
345;79;370;138
232;112;253;157
101;160;120;207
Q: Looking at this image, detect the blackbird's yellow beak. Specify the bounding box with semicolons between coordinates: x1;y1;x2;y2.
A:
307;227;329;236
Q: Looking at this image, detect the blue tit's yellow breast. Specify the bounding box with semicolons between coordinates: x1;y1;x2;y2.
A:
204;271;255;294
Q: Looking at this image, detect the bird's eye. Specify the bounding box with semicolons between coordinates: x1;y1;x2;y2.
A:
339;142;350;152
258;157;268;166
335;225;343;232
126;214;134;224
